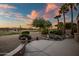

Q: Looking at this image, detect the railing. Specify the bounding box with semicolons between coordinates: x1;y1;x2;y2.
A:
5;41;26;56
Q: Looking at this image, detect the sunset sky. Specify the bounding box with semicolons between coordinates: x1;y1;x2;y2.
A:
0;3;79;28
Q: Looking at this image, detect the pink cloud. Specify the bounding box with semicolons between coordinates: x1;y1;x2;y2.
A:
55;9;61;16
43;3;60;19
0;4;15;9
45;3;58;13
31;10;39;19
26;4;60;21
25;10;40;25
43;13;53;20
26;10;39;19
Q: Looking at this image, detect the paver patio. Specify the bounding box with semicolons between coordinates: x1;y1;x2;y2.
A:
24;39;79;56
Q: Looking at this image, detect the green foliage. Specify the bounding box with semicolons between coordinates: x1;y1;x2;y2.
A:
50;30;63;35
54;15;61;19
0;31;20;36
45;20;52;28
59;4;69;14
32;18;46;28
41;29;48;35
55;22;64;29
54;15;61;30
55;22;77;33
65;23;77;30
21;31;30;35
32;17;52;30
65;23;72;29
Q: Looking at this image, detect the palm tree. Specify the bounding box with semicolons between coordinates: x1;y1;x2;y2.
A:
54;15;61;30
59;4;69;37
64;3;77;37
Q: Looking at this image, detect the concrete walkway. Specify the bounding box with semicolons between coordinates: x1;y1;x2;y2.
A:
24;39;79;56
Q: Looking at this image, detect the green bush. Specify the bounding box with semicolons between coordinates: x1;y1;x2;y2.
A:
21;31;30;35
50;30;63;35
41;29;48;35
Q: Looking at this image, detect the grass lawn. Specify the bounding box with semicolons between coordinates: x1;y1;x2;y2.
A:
0;31;20;36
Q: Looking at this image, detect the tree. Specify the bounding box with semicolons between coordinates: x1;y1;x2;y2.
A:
54;15;61;30
65;22;77;33
64;3;78;36
45;20;52;29
32;17;52;31
32;18;45;29
57;22;64;30
65;23;72;29
59;4;69;36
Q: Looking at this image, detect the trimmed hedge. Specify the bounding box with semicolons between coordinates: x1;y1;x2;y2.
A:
21;31;30;35
49;30;63;35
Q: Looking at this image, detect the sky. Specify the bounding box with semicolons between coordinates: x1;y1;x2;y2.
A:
0;3;79;28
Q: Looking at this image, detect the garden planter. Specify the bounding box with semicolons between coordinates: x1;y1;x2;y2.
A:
19;35;27;43
20;40;26;43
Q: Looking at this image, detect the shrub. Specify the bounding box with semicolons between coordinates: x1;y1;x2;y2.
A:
19;31;30;40
49;30;63;35
41;29;48;35
21;31;30;35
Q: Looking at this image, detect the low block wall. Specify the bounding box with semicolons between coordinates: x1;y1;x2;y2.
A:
5;43;26;56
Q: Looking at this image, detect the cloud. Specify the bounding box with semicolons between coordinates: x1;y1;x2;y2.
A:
0;4;16;9
26;4;60;21
55;9;61;16
43;13;53;20
0;10;28;28
43;3;60;19
31;10;39;18
0;9;26;21
45;3;58;13
15;12;24;19
26;10;39;19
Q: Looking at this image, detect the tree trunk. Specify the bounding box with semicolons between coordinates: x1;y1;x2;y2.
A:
63;12;66;37
70;5;74;37
77;19;79;33
57;18;59;30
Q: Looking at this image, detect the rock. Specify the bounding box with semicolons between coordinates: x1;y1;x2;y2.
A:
49;34;63;41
